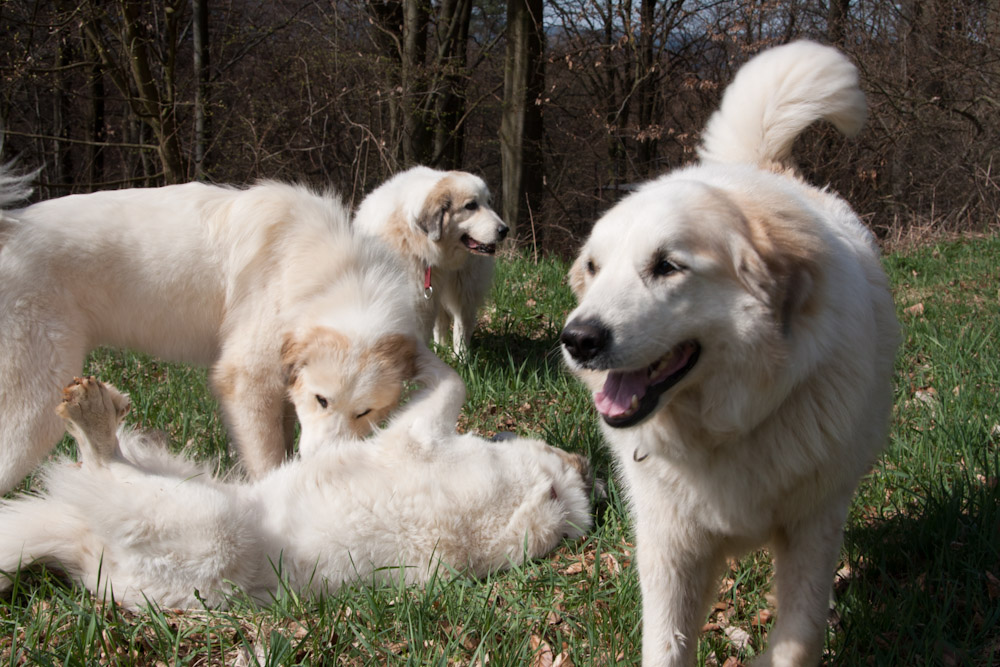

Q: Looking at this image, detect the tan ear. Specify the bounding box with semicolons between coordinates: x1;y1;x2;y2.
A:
371;333;419;381
280;331;305;384
281;327;351;383
415;178;453;241
740;208;824;335
568;254;589;297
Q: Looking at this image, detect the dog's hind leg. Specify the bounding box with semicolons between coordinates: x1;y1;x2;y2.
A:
0;314;89;493
55;377;130;467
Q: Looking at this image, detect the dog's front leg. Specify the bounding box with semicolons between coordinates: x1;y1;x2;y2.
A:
388;345;466;450
754;501;849;667
628;469;724;667
211;361;289;478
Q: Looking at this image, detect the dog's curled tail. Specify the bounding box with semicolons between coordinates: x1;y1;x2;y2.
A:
697;41;866;169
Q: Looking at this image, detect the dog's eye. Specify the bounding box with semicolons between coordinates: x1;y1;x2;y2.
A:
586;259;597;275
315;395;328;409
355;408;372;419
464;201;479;211
652;256;681;277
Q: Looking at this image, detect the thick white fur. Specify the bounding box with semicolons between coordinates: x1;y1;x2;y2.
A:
561;42;899;666
0;377;592;610
353;166;509;354
0;177;456;490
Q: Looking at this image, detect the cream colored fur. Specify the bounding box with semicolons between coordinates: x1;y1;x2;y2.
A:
0;178;454;489
353;167;509;354
0;377;592;609
560;41;899;666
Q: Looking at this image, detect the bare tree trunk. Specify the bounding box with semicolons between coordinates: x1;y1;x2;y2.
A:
365;0;404;167
990;2;1000;82
52;22;73;195
827;0;850;46
80;23;107;188
83;0;187;183
192;0;210;180
432;0;472;169
635;0;657;177
402;0;431;165
605;0;632;187
500;0;544;242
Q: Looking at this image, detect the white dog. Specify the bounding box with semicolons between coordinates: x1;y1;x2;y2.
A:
0;174;460;491
353;167;509;354
560;42;899;666
0;376;592;609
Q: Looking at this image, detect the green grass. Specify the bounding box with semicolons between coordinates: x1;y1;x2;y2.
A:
3;238;1000;665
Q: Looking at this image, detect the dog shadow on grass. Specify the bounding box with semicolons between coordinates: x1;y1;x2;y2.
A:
469;330;566;372
835;465;1000;664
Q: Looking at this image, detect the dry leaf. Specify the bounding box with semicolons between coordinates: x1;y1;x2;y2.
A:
986;571;1000;600
724;626;752;650
552;651;574;667
600;552;620;575
560;561;585;576
749;609;773;627
904;303;924;317
531;634;554;667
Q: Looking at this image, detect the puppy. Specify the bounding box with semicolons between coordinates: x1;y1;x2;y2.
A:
353;166;509;354
0;176;459;489
560;42;899;666
0;376;593;609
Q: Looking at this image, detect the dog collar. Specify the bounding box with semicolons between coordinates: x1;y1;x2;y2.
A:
423;265;433;299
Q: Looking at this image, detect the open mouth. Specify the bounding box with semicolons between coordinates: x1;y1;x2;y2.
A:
592;341;700;428
461;234;497;255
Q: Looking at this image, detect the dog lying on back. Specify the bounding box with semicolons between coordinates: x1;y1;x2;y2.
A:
0;376;593;609
353;167;509;354
0;173;460;490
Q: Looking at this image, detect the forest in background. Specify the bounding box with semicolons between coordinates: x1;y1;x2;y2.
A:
1;0;998;254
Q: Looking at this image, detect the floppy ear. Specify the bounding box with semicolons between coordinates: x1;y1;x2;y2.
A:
568;254;589;298
281;327;351;384
280;332;305;385
371;333;419;381
738;209;824;335
415;179;452;242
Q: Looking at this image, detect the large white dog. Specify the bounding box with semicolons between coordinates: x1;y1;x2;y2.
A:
0;174;458;491
0;376;592;609
353;167;509;354
560;42;899;666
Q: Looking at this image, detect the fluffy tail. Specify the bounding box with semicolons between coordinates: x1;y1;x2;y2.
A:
0;491;91;589
0;163;34;210
697;41;866;168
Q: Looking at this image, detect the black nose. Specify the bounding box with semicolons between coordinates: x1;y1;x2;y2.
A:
498;224;509;241
560;319;611;362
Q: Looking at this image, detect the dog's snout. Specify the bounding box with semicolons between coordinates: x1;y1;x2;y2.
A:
497;224;509;241
560;319;610;362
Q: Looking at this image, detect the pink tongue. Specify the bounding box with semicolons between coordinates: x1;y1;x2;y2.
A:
594;368;648;418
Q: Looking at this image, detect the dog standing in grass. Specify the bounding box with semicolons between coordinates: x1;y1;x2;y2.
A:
560;42;899;666
0;172;461;492
353;166;509;354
